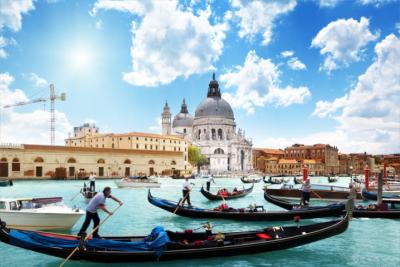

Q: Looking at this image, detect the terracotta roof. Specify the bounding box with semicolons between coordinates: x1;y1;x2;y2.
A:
67;132;184;141
254;148;284;155
22;144;183;156
278;159;298;164
303;159;316;164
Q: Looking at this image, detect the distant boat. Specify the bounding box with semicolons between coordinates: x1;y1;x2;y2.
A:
200;184;254;201
115;177;161;188
241;175;261;183
361;189;400;204
0;197;84;230
0;179;13;187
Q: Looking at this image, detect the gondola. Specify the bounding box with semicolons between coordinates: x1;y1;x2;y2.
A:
0;179;13;187
264;191;400;219
265;187;363;201
361;189;400;204
0;214;349;263
293;177;303;185
240;176;261;183
200;184;253;201
263;176;283;184
327;177;338;183
80;183;97;201
148;191;345;221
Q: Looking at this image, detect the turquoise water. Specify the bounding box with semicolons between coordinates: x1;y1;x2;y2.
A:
0;177;399;267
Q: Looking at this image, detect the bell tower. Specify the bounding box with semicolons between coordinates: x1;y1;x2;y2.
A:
161;101;171;135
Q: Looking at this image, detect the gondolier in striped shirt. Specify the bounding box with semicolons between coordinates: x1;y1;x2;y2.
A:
206;175;215;191
182;177;194;206
78;186;123;238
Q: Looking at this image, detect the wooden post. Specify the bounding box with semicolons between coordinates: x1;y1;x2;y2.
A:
302;165;308;182
364;166;369;191
377;171;383;205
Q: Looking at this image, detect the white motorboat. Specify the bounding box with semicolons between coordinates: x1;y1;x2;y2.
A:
114;177;161;188
0;197;84;230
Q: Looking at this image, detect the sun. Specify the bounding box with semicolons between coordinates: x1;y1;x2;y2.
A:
69;47;92;71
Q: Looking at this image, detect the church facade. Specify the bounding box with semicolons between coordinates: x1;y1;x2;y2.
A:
161;74;253;174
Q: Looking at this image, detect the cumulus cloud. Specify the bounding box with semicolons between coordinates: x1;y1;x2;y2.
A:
0;0;34;31
310;34;400;154
0;36;16;59
90;0;149;16
318;0;343;7
358;0;399;7
220;50;311;114
287;57;306;70
0;72;72;145
25;72;48;88
281;50;294;58
91;0;228;87
311;17;379;73
231;0;296;46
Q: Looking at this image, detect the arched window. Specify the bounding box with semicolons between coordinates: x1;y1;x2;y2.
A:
67;158;76;163
124;159;131;164
34;157;44;163
214;148;224;154
12;158;20;171
148;160;155;165
0;157;7;162
218;129;223;140
211;129;216;140
171;160;176;165
183;128;186;134
198;129;201;139
97;159;105;164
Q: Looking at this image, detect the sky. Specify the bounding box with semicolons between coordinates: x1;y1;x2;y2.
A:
0;0;399;154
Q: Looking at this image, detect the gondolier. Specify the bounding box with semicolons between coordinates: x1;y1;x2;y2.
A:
300;179;311;206
206;175;215;191
78;187;123;238
182;177;194;206
89;172;96;192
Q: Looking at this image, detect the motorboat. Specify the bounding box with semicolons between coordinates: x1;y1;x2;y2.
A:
114;176;161;188
0;197;84;230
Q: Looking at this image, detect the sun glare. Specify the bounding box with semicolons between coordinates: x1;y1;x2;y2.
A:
69;47;92;71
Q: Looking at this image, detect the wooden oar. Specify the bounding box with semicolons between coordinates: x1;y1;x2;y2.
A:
70;190;81;202
59;204;122;267
173;186;194;214
311;190;323;199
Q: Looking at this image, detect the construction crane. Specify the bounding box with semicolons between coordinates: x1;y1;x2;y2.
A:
3;84;66;145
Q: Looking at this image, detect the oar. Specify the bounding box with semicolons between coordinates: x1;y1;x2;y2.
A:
59;204;122;267
70;190;81;202
174;186;194;214
311;190;323;199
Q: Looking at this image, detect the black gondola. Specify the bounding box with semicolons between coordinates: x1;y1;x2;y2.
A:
0;179;13;187
0;214;349;263
148;191;345;221
200;184;254;201
264;191;400;219
361;189;400;204
263;176;283;184
240;177;261;183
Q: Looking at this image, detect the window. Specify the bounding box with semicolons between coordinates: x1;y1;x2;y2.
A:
136;137;139;140
150;145;153;149
211;129;216;140
150;138;153;141
120;138;122;141
214;148;224;154
67;158;76;163
163;146;165;150
148;160;155;164
145;138;147;141
12;158;20;171
97;159;105;164
136;144;139;149
112;143;115;148
171;160;176;165
124;159;131;164
128;137;131;140
145;145;147;149
0;201;6;210
218;129;223;140
34;157;44;163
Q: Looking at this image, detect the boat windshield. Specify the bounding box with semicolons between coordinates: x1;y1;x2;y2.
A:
0;201;6;210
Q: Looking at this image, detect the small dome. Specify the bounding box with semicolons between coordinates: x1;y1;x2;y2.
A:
172;113;194;128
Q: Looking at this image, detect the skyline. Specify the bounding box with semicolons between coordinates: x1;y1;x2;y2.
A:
0;0;399;154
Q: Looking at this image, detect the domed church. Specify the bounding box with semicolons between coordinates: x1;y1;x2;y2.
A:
161;74;253;174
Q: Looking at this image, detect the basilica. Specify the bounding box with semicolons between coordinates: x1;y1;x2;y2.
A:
161;74;253;174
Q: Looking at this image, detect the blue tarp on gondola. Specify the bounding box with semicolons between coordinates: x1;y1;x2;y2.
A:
9;226;170;254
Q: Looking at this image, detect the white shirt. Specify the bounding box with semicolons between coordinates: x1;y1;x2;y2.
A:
182;180;191;190
207;177;215;183
89;174;96;182
86;192;106;213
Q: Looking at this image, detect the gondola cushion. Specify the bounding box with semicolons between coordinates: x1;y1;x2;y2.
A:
256;233;272;240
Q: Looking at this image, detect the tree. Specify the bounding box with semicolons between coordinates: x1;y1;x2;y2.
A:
188;145;208;173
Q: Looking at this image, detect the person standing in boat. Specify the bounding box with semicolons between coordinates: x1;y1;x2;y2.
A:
182;177;194;206
300;179;311;206
206;175;215;191
89;172;96;192
78;186;123;238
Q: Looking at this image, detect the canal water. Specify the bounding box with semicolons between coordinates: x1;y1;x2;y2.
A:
0;177;399;267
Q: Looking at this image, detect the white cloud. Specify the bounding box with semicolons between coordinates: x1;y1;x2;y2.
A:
318;0;343;7
0;36;16;59
0;0;34;31
90;0;149;16
281;50;294;58
287;57;306;70
92;0;228;87
358;0;398;7
25;72;48;88
95;19;103;30
311;17;379;73
310;34;400;154
231;0;296;46
148;117;161;132
220;50;311;114
396;22;400;34
0;72;72;145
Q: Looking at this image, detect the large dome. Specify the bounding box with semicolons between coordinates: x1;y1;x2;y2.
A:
194;73;234;120
195;97;234;119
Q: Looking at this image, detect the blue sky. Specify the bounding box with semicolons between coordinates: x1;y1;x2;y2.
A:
0;0;399;154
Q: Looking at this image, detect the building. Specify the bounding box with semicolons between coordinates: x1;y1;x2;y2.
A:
252;148;285;172
0;143;184;179
163;74;253;174
65;123;189;173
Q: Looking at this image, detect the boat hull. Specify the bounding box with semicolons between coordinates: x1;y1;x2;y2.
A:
0;211;84;230
200;184;253;201
114;180;161;188
265;188;363;201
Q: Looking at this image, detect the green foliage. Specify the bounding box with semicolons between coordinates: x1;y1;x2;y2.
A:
188;145;208;167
